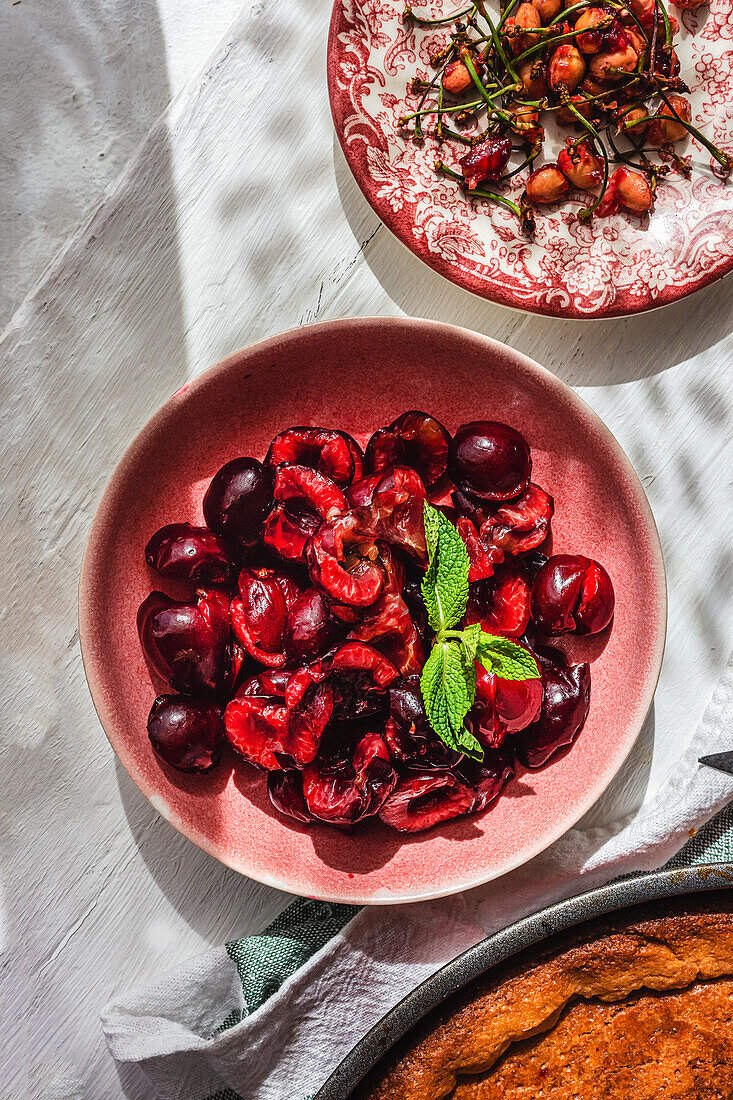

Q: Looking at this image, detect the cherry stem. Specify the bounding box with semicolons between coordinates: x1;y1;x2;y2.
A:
434;159;525;221
403;3;476;25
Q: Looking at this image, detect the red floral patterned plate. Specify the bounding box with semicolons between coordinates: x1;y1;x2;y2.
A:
328;1;733;318
79;318;666;903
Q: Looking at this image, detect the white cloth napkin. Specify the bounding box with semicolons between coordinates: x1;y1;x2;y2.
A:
103;652;733;1100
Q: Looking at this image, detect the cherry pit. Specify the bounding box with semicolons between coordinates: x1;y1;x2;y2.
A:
137;413;614;833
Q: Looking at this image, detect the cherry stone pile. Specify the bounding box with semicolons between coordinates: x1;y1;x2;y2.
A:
400;0;730;231
137;413;615;833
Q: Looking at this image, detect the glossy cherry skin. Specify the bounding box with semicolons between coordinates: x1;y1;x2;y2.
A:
459;136;512;190
457;749;514;811
145;523;230;584
203;457;274;548
365;411;451;488
448;421;532;502
137;590;231;694
514;659;591;768
386;676;463;771
267;769;311;823
147;695;223;772
471;662;543;748
231;568;288;664
283;586;345;663
532;554;614;635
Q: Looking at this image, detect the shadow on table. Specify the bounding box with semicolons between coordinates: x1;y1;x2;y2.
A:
333;135;733;387
116;758;290;946
0;0;176;330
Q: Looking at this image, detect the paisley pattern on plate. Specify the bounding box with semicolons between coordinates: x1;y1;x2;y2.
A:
328;0;733;317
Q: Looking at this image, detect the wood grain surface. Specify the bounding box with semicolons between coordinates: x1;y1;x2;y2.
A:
1;1;732;1097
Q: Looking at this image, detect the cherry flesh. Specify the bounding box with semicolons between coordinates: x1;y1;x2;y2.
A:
266;427;359;487
465;563;532;638
301;732;397;825
379;772;474;832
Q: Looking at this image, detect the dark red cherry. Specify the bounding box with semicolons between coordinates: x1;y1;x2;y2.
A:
531;554;614;635
145;523;230;584
137;590;231;694
347;472;382;508
283;586;345;663
301;732;397;825
471;662;543;748
203;457;274;548
238;668;290;698
459;135;512;190
457;748;514;812
267;769;311;823
230;568;288;666
448;421;531;502
365;411;451;488
378;772;473;832
147;695;223;772
514;659;591;768
385;676;463;770
286;681;334;765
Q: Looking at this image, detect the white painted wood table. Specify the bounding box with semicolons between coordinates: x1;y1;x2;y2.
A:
2;1;732;1097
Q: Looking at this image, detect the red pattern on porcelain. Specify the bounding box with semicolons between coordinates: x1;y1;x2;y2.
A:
328;0;733;317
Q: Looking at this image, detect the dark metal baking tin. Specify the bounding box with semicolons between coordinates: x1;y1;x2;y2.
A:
316;863;733;1099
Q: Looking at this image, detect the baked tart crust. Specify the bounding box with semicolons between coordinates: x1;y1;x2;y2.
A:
361;900;733;1100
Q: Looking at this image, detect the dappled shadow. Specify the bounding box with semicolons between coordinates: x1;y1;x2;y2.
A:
0;0;173;330
333;134;733;388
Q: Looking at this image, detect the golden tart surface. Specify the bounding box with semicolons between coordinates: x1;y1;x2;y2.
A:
361;901;733;1100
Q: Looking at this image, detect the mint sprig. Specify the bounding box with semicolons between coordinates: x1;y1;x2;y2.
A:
419;501;540;761
422;502;470;632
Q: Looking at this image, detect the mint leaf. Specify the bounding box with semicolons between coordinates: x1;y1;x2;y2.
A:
420;640;482;761
476;632;541;681
421;501;470;633
460;621;482;663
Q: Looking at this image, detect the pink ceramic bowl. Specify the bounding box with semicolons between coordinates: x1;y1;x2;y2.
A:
79;317;666;904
